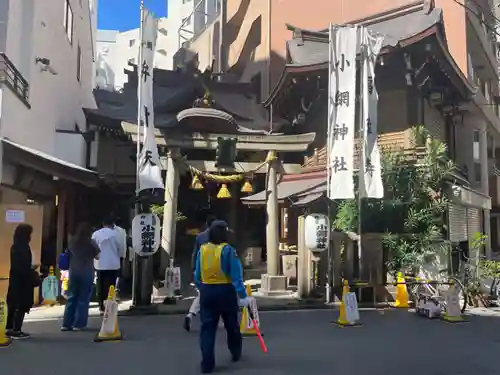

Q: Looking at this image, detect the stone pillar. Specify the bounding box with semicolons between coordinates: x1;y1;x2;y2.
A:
259;151;288;296
266;151;279;276
480;127;492;257
331;233;343;300
297;215;310;298
161;148;180;265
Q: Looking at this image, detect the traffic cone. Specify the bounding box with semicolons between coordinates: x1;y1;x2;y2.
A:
240;284;263;336
332;280;361;327
391;272;409;308
0;299;12;347
94;286;123;342
442;281;467;323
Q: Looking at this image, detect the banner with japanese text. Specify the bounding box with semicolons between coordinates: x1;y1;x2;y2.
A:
327;25;358;199
137;7;164;192
360;28;384;198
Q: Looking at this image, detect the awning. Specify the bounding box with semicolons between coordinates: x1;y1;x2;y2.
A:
1;138;99;187
293;192;324;206
448;183;491;210
241;175;326;206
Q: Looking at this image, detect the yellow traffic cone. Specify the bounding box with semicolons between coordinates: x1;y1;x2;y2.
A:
240;284;263;336
94;286;123;342
442;281;467;323
391;272;409;308
332;280;361;327
0;299;12;347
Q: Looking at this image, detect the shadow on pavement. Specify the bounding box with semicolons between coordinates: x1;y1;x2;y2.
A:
7;309;500;375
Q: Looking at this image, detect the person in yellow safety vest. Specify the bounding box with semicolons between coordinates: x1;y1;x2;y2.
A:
194;220;254;374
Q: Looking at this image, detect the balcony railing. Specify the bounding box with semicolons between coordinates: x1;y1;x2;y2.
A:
0;53;30;107
302;130;416;171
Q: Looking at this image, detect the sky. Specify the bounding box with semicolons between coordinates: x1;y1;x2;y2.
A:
97;0;167;31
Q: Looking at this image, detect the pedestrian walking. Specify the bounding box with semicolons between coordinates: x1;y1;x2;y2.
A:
110;215;127;298
61;222;100;331
184;213;216;332
92;216;122;314
6;224;40;339
194;220;254;373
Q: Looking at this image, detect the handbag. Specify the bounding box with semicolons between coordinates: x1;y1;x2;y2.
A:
58;249;71;271
32;269;41;288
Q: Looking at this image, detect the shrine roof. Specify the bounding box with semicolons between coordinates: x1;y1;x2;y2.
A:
264;4;462;107
84;66;287;134
285;7;443;67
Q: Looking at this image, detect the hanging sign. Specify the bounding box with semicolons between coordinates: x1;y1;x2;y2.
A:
132;213;161;256
244;299;260;330
172;267;181;290
344;292;360;324
360;27;384;199
327;25;358;199
304;214;330;252
42;274;58;305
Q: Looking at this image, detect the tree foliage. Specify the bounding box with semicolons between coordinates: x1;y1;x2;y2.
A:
333;126;456;272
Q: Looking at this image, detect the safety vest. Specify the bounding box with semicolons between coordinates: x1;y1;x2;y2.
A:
200;242;232;284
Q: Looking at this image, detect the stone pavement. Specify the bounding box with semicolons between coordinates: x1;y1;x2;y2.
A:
26;295;328;321
8;308;500;374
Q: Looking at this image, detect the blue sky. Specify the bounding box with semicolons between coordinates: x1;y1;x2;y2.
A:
97;0;167;31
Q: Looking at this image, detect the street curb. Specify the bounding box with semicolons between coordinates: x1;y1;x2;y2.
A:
119;301;394;316
121;301;331;316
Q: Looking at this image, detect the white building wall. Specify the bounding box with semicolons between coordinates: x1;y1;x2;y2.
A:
95;18;171;90
0;0;95;161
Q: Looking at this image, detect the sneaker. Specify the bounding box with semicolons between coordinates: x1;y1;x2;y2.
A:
183;315;192;332
73;327;86;331
9;331;30;339
61;326;72;332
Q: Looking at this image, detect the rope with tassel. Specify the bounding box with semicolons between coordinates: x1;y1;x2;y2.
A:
179;152;278;198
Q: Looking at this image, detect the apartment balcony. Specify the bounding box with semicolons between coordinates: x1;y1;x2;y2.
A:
465;0;497;76
489;158;500;207
0;53;30;107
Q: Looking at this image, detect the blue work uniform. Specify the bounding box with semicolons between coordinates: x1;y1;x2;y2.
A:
194;242;247;373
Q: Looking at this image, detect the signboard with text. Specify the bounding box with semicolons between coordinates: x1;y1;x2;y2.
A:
132;213;161;256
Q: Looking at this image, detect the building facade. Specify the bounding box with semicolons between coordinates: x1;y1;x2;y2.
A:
95;18;170;90
0;0;99;299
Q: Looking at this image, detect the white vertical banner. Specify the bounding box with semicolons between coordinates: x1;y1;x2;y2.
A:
360;28;384;198
327;25;358;200
137;8;164;192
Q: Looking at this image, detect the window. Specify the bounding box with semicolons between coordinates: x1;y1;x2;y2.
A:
473;129;481;183
129;39;135;47
63;0;74;44
76;44;81;81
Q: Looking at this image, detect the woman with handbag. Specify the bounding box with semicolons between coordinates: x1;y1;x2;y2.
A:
6;224;39;339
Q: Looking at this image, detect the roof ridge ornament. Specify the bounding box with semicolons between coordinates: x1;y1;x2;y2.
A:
423;0;434;14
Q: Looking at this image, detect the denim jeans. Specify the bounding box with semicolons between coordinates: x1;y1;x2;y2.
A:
62;271;94;328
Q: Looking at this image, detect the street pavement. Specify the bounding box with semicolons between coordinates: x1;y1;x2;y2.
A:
3;309;500;374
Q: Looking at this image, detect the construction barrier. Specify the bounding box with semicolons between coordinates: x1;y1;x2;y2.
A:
442;281;467;323
0;299;11;347
95;286;123;342
240;284;263;336
332;280;361;327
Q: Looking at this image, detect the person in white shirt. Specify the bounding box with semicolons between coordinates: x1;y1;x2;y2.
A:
92;216;122;313
111;217;127;297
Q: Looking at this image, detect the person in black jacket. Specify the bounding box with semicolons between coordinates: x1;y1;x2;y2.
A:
6;224;37;339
